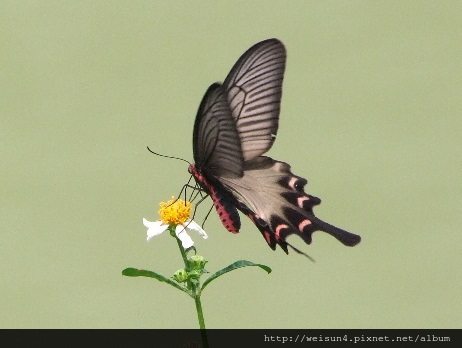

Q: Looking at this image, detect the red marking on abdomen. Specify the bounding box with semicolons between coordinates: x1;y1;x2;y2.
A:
189;164;240;234
212;196;239;234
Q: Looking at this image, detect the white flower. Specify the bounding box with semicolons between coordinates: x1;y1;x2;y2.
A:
143;218;208;249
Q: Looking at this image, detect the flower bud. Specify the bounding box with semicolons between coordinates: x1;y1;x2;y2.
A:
172;268;188;283
188;255;207;271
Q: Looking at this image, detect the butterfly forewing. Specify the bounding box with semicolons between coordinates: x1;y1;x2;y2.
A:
223;39;286;161
193;83;244;178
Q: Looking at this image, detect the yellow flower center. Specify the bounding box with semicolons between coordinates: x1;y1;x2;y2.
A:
158;197;192;225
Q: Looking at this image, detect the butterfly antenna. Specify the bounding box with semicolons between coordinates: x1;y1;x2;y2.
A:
146;146;191;165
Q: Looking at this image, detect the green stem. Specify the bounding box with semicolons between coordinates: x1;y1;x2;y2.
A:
170;226;189;269
170;226;209;347
194;294;209;347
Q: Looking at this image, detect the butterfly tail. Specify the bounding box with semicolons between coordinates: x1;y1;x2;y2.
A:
309;216;361;247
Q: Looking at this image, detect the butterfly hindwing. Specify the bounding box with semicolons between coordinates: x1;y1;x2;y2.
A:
219;156;361;252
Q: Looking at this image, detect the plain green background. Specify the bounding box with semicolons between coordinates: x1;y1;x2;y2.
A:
1;1;461;329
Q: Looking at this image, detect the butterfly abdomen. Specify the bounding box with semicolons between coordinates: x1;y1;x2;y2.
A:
189;164;241;233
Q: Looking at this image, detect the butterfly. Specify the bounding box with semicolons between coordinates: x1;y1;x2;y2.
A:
188;38;361;255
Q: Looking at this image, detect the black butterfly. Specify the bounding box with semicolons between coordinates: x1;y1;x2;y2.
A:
188;38;360;255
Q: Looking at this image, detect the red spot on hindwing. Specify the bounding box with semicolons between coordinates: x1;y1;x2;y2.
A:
298;219;312;232
297;196;309;208
275;224;289;240
263;231;272;245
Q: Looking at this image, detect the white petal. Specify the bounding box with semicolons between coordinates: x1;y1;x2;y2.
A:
143;218;168;241
185;219;208;239
175;225;194;249
143;218;161;228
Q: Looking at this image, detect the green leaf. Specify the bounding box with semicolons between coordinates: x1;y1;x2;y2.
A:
201;260;271;291
122;268;190;294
